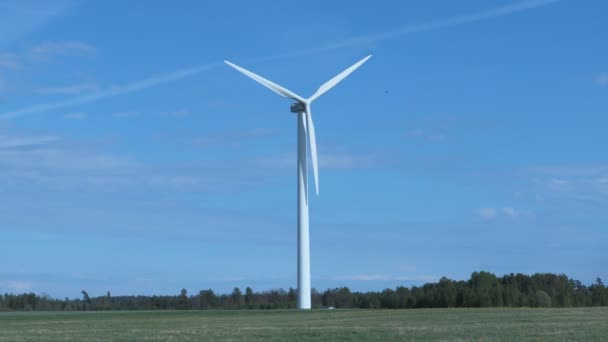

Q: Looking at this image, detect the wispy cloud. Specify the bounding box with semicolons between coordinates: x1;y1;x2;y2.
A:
477;207;532;221
404;129;447;142
37;83;98;95
256;152;382;170
164;108;191;118
0;129;277;193
477;208;498;220
502;207;531;220
0;280;33;293
111;111;139;118
327;274;438;282
63;112;87;120
0;52;23;70
530;164;608;202
0;1;74;48
0;132;142;191
29;41;96;60
0;141;387;193
0;77;7;95
0;0;560;120
320;153;381;169
0;132;60;149
598;73;608;87
1;41;95;72
184;128;277;148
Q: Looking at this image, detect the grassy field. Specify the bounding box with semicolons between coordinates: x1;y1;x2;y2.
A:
0;307;606;341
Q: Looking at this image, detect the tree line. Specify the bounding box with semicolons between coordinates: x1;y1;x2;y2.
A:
1;272;607;311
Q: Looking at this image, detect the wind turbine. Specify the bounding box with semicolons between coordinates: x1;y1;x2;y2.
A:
224;55;371;309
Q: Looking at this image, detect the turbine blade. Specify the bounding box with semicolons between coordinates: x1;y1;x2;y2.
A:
305;107;319;196
308;55;372;102
224;60;305;102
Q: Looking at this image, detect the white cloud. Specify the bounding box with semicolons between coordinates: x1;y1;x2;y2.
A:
63;112;87;120
477;207;498;220
37;83;98;95
502;207;519;219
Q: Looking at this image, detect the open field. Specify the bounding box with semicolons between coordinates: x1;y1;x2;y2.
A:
0;307;607;341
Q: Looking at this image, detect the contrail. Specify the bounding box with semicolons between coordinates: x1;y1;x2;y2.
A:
0;62;221;119
255;0;561;61
317;0;561;52
0;0;560;120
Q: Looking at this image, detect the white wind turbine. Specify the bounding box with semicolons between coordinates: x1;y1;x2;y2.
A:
225;55;371;309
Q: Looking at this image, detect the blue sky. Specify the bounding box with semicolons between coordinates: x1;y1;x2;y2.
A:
0;0;606;298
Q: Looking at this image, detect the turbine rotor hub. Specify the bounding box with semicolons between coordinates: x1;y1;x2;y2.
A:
290;102;305;113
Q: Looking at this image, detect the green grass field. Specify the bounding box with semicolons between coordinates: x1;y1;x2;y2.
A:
0;307;606;341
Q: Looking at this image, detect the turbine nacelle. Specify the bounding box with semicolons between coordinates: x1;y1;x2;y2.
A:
290;102;306;113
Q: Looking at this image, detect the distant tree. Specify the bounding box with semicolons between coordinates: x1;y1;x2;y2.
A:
268;290;281;309
380;289;400;309
2;271;608;312
501;274;521;307
469;272;499;307
333;287;353;308
244;287;254;308
311;288;323;308
535;290;552;307
178;289;189;309
394;286;410;308
435;277;457;308
231;288;243;308
590;278;608;306
287;288;297;308
80;290;91;311
81;290;90;304
199;289;217;309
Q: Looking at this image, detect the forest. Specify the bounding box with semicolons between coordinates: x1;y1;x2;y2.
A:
1;272;607;311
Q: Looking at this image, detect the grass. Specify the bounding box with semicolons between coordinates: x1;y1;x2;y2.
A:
0;307;606;341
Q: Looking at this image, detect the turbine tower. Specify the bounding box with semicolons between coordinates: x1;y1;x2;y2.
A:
225;55;371;309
